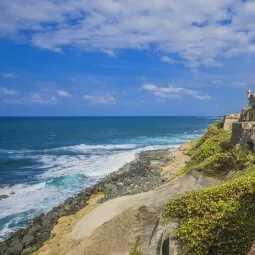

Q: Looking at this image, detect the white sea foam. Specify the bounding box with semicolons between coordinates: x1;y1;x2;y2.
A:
0;132;203;240
52;144;138;152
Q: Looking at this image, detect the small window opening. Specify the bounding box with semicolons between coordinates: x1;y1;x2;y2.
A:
247;141;254;152
162;238;169;255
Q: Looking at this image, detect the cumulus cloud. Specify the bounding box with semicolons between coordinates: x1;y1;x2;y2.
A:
84;93;116;105
160;56;175;64
0;87;18;96
57;90;71;97
26;93;57;104
0;73;17;79
1;92;58;105
1;0;255;67
142;84;211;100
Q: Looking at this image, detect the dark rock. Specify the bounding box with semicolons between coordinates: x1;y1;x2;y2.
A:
37;231;50;243
0;241;9;254
32;213;44;225
45;212;58;223
27;224;40;236
86;188;93;196
65;197;73;204
20;246;37;255
22;234;37;246
8;240;24;255
0;195;9;200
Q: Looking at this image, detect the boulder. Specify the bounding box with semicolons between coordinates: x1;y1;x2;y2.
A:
0;241;9;254
0;194;9;200
8;240;24;255
41;217;52;228
20;246;37;255
22;234;36;246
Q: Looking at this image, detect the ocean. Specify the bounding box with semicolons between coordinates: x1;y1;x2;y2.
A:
0;116;219;240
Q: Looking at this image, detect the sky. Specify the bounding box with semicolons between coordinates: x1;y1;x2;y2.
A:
1;0;255;116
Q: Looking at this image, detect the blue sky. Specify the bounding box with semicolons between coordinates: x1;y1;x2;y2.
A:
0;0;255;116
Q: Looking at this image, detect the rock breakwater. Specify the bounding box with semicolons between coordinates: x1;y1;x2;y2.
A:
0;149;170;255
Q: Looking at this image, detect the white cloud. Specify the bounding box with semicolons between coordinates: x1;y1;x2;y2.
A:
160;56;175;64
0;87;59;105
0;73;17;79
142;83;211;100
84;93;116;105
57;90;71;97
0;87;18;96
1;1;255;67
26;93;57;104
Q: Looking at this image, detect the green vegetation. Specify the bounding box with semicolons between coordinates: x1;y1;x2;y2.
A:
162;171;255;254
178;123;255;178
129;237;143;255
163;122;255;254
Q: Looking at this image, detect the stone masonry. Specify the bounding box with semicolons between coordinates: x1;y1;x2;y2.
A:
231;90;255;151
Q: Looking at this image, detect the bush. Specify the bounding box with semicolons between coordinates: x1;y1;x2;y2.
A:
231;144;255;169
130;237;143;255
183;123;233;178
162;172;255;255
194;152;235;178
189;124;231;163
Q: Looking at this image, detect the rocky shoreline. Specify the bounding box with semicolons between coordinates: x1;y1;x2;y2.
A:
0;149;171;255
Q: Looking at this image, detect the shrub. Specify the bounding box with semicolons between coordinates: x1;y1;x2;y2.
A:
182;123;233;178
162;172;255;255
194;152;235;178
130;237;143;255
231;144;255;169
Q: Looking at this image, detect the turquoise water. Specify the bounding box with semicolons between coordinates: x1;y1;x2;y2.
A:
0;116;219;239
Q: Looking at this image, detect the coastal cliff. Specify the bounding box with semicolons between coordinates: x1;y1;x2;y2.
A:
1;120;255;255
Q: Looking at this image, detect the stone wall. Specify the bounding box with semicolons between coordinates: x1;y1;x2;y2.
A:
223;114;240;132
231;121;255;151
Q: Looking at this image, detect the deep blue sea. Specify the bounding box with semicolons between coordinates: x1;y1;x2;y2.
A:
0;116;219;240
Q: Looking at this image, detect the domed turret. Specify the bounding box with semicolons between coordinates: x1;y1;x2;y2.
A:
247;89;252;100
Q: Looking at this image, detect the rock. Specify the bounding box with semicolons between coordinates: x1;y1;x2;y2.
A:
86;188;93;196
28;224;40;236
20;246;37;255
22;234;36;246
41;217;52;228
37;231;50;243
45;212;58;223
0;241;9;254
0;194;9;200
65;197;73;204
32;213;44;225
8;240;24;255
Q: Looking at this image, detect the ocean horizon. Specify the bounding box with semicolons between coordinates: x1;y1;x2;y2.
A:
0;116;219;240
